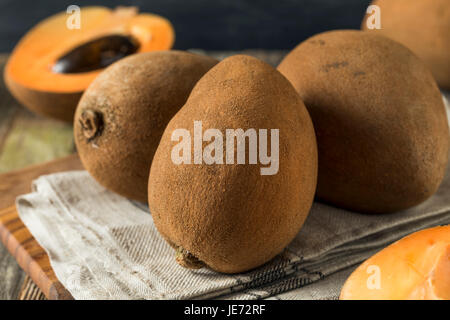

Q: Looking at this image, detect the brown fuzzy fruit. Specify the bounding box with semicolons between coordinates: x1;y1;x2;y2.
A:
74;51;218;202
278;30;449;214
362;0;450;90
148;55;318;273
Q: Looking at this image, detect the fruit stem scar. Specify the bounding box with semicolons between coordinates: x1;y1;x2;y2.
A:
79;109;104;141
175;246;205;269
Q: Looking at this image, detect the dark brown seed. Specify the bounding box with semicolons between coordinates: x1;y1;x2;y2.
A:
52;35;139;74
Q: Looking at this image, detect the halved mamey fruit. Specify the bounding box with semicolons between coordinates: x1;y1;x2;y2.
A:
4;6;174;122
340;226;450;300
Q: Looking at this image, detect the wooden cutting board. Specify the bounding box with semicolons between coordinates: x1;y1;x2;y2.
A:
0;154;83;300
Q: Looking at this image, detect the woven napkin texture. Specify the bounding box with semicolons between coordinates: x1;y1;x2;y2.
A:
16;161;450;299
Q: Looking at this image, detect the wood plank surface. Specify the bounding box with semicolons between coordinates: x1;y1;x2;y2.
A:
0;54;25;300
0;154;82;210
18;275;46;300
0;108;75;299
0;55;19;153
0;109;75;173
0;53;77;299
0;155;83;300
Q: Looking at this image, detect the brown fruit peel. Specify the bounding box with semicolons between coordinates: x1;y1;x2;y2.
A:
175;246;205;269
74;51;218;202
278;30;449;213
148;55;318;273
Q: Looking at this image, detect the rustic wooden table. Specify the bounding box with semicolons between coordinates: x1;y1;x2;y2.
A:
0;50;286;300
0;54;75;299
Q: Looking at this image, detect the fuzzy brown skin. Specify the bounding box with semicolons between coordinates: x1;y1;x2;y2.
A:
278;30;449;214
148;55;318;273
4;73;81;122
362;0;450;90
74;51;218;202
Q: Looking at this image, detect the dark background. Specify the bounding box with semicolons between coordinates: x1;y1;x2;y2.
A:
0;0;371;52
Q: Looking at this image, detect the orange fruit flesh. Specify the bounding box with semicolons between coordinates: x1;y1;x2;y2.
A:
340;225;450;300
6;6;174;93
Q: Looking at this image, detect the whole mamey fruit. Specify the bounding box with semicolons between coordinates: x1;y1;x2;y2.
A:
4;6;175;122
148;55;318;273
362;0;450;90
278;30;449;214
340;225;450;300
74;51;218;202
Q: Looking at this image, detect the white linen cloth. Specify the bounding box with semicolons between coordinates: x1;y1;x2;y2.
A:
16;164;450;299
